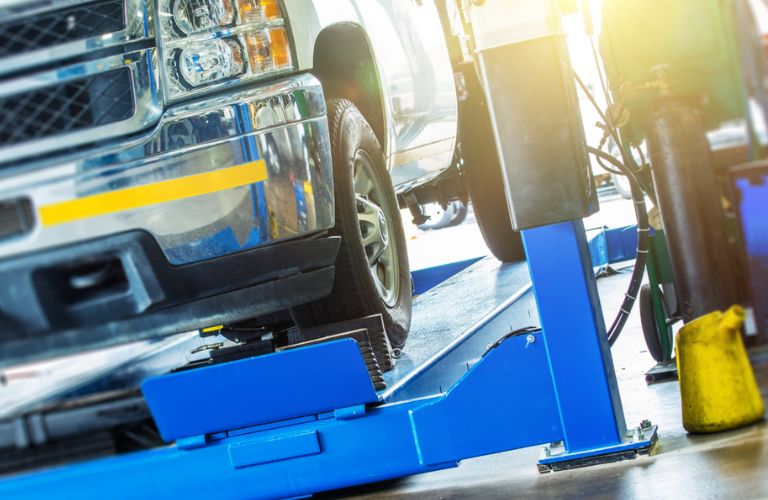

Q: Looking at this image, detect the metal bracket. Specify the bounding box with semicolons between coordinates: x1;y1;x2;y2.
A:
538;422;659;473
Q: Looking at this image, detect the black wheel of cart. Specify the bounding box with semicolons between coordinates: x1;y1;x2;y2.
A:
639;283;668;362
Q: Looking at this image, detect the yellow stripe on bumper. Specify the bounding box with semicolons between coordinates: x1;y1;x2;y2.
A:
40;160;268;227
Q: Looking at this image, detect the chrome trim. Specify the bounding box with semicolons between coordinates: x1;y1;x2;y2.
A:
0;49;140;95
1;73;325;174
0;0;155;77
0;74;333;265
0;48;163;166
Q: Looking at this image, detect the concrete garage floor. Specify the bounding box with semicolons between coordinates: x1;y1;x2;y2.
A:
326;196;768;499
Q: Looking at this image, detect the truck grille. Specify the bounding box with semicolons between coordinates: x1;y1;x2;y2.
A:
0;198;34;242
0;68;135;147
0;0;126;59
0;0;159;164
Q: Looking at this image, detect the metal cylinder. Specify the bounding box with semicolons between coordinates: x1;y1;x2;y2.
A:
646;99;741;322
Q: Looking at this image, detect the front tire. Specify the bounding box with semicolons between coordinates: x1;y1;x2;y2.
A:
291;99;412;348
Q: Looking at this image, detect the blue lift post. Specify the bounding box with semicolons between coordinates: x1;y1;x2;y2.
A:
526;220;627;453
524;221;656;466
0;218;656;499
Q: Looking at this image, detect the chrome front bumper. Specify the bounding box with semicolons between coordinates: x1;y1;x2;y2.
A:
0;73;334;265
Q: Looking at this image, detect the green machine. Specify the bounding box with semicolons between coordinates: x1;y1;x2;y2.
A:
601;0;750;143
599;0;763;362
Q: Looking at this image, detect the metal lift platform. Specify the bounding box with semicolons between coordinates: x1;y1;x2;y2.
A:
0;221;657;499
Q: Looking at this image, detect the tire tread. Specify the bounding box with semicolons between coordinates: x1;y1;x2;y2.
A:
291;99;411;348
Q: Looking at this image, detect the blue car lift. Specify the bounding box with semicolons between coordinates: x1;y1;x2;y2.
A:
0;220;657;499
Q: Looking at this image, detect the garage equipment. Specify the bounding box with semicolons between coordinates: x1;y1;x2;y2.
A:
468;1;597;230
0;1;659;496
0;245;657;498
586;222;679;379
730;162;768;338
645;99;742;322
639;230;678;365
676;305;764;433
600;0;755;328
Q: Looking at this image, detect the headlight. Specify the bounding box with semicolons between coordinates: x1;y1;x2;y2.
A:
172;0;235;36
158;0;292;100
177;38;245;88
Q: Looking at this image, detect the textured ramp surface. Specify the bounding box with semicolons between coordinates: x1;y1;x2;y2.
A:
382;258;538;401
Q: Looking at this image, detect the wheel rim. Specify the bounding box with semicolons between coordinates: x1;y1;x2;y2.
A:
353;151;400;307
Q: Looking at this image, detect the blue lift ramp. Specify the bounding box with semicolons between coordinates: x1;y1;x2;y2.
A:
0;221;656;499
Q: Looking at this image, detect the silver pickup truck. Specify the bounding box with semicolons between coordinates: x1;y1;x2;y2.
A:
0;0;523;366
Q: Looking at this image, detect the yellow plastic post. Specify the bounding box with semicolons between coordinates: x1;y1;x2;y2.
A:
675;306;765;433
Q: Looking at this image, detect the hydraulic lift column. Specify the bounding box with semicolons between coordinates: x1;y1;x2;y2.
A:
467;0;653;464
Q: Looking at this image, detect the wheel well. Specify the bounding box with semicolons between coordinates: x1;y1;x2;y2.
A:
312;23;387;154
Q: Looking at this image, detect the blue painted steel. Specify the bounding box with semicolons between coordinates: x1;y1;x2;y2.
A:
522;220;627;453
604;225;639;264
384;280;536;403
588;228;610;270
587;225;638;270
0;222;653;498
411;257;483;295
142;339;378;442
227;429;321;469
0;334;565;500
733;169;768;336
409;331;562;466
383;259;536;403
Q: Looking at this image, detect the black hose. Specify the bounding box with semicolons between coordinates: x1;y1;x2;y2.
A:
573;72;626;162
611;180;650;346
633;143;648;171
594;153;624;175
593;129;625;175
587;148;650;346
573;72;658;203
592;143;630;175
588;146;641;185
578;107;651;350
572;39;656;344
